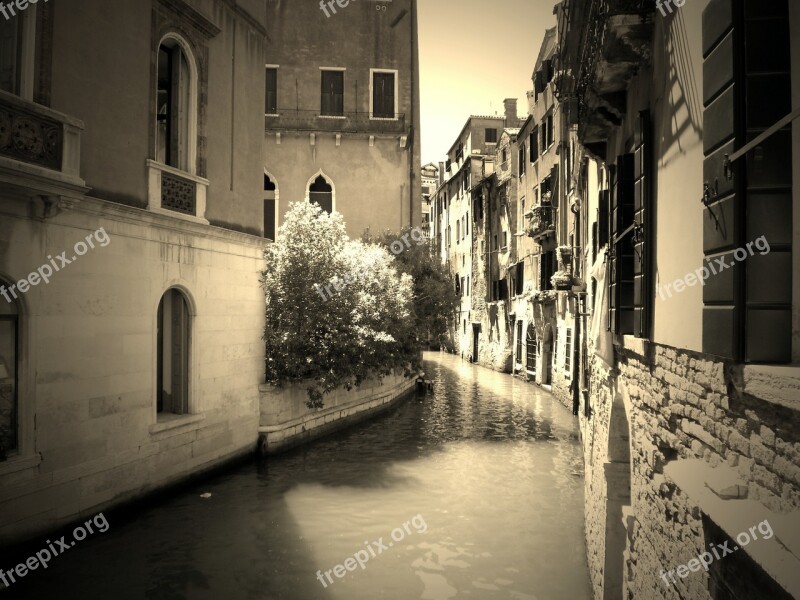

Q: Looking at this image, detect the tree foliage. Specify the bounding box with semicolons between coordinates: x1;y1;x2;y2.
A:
362;226;460;349
262;202;416;408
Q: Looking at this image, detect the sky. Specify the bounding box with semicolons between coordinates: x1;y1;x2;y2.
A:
417;0;558;166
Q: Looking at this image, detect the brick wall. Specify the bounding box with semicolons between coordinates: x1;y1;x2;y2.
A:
582;341;800;599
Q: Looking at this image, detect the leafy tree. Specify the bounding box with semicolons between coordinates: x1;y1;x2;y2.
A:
363;226;459;350
262;202;415;408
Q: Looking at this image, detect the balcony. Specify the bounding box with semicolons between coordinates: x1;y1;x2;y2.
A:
0;90;87;205
526;205;556;242
554;0;656;148
265;110;406;135
147;160;209;225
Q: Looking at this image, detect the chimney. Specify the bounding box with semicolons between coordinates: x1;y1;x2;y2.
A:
438;161;445;185
503;98;518;127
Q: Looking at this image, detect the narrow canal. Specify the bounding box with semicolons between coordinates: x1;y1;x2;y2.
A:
9;352;592;600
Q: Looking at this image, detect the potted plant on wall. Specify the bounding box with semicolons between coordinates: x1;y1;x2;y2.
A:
551;270;573;291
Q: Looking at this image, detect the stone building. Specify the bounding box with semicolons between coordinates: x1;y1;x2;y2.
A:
420;162;438;238
509;27;596;412
262;0;422;240
0;0;268;544
429;103;533;361
557;0;800;598
431;113;505;356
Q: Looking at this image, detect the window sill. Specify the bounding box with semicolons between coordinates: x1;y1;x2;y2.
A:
264;113;280;117
319;114;346;119
149;413;205;438
0;453;42;477
741;365;800;412
369;115;399;121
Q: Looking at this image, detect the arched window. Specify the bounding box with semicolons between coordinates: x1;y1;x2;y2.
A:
157;289;190;416
264;173;277;240
526;324;537;373
0;279;20;456
308;175;333;214
156;36;195;171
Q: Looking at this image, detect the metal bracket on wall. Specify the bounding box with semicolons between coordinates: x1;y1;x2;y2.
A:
723;106;800;180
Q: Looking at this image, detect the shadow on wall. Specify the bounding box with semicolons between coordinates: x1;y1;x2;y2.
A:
603;393;631;600
657;9;704;169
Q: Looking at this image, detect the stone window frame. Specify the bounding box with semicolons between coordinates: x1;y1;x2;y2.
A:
0;274;39;477
149;0;220;180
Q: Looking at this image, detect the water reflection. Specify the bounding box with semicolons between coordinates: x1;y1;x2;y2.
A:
7;352;590;600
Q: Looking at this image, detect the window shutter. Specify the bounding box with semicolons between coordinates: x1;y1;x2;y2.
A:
633;111;652;338
530;129;538;161
321;71;343;116
540;60;552;84
265;68;277;114
598;190;609;247
608;154;635;334
701;0;792;362
373;72;395;118
534;71;545;94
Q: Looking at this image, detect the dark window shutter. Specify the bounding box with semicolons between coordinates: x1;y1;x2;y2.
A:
598;190;609;247
608;154;635;335
534;71;545;94
531;129;538;161
265;68;277;114
633;111;652;339
543;59;552;83
701;0;792;362
321;71;343;116
373;72;395;118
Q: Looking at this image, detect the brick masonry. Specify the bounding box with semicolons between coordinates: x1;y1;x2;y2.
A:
581;341;800;599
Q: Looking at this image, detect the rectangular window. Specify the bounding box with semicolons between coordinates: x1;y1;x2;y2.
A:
515;262;524;296
264;199;276;240
608;153;636;335
0;300;19;454
544;113;554;150
467;276;470;297
265;67;278;114
321;70;344;116
0;16;22;96
565;328;572;374
516;321;523;364
541;250;555;290
530;129;538;161
485;128;497;143
503;231;508;249
372;70;396;118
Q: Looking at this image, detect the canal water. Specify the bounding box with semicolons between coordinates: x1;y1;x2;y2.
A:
8;352;591;600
